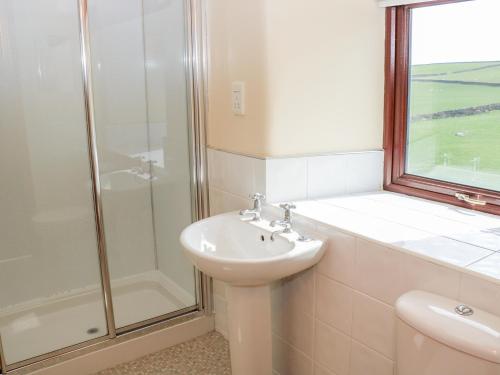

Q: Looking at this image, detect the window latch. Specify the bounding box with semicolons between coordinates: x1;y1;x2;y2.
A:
455;193;487;206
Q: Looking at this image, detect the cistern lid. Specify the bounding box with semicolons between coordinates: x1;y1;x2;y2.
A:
396;290;500;364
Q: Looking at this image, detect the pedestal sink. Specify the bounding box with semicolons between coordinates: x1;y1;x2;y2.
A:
180;212;325;375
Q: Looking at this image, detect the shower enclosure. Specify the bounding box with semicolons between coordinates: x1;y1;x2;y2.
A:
0;0;208;372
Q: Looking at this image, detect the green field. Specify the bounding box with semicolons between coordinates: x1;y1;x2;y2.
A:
407;61;500;191
426;67;500;84
411;62;500;76
409;81;500;116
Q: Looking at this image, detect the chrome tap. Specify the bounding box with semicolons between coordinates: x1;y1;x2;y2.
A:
239;193;266;221
270;203;296;241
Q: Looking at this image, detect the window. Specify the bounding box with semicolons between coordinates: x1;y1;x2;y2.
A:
384;0;500;215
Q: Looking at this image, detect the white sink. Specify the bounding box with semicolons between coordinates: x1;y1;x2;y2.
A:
181;212;324;286
180;211;325;375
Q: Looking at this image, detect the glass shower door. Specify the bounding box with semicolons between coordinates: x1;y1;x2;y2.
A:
0;0;109;367
87;0;198;329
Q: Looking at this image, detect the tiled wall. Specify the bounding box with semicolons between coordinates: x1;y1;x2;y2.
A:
207;147;385;339
271;228;500;375
207;148;500;375
207;148;384;206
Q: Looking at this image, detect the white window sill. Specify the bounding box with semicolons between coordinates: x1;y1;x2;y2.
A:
273;191;500;284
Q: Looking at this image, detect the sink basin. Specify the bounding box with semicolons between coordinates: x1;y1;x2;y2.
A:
180;212;324;286
180;211;325;375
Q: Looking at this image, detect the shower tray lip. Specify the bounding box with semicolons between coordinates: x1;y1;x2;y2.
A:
0;270;193;365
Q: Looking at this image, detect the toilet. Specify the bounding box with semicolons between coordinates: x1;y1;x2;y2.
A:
396;291;500;375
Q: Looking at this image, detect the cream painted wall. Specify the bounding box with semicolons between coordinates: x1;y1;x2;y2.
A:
205;0;270;157
206;0;385;157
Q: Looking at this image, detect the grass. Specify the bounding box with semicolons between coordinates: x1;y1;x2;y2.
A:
411;62;500;76
407;61;500;191
409;81;500;116
428;65;500;84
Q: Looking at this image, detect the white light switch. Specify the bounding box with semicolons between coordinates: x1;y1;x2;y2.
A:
232;81;245;115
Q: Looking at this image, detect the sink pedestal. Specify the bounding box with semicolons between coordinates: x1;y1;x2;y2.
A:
181;212;325;374
226;285;272;375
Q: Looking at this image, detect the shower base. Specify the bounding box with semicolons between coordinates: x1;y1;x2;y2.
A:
0;271;195;365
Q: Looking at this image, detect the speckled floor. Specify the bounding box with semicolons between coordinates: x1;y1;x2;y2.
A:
94;332;231;375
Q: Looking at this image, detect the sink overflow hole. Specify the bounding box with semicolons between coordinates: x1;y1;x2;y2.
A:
87;327;99;335
260;235;265;241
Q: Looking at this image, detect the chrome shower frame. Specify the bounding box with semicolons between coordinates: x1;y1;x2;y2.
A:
0;0;211;373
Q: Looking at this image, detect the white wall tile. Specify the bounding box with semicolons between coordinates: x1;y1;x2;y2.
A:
350;340;394;375
207;148;216;187
209;148;383;205
307;152;383;199
467;253;500;279
452;230;500;252
351;292;395;360
354;239;402;305
273;268;315;316
213;279;228;336
459;273;500;317
314;365;336;375
272;307;314;357
394;236;493;268
307;155;349;199
272;269;315;356
254;158;267;196
314;320;351;375
213;279;226;299
344;152;383;194
272;334;313;375
401;253;461;302
209;188;250;216
266;157;308;203
214;317;227;339
208;149;258;196
316;228;356;287
207;148;221;190
214;294;228;339
315;274;353;336
354;238;460;305
213;293;227;316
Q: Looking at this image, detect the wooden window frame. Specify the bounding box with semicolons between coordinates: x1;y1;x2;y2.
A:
383;0;500;215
